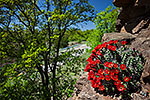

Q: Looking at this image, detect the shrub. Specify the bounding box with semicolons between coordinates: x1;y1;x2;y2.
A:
84;40;145;99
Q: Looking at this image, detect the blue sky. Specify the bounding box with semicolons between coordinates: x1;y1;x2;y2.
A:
81;0;114;31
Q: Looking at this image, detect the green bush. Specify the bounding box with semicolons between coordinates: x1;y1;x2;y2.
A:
87;5;119;48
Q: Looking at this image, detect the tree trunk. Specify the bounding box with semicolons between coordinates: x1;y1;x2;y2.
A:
52;32;62;100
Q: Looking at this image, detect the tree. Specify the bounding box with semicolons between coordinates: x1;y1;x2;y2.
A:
67;28;87;43
87;5;119;48
0;0;95;99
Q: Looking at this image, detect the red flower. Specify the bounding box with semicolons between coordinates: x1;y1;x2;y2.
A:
84;64;92;72
104;69;110;74
97;81;101;85
104;61;109;67
88;75;94;80
114;69;119;74
108;62;113;68
109;71;115;78
92;49;96;53
94;44;102;50
95;72;99;76
88;75;91;80
109;40;114;44
96;59;101;64
94;46;99;50
86;57;93;63
102;42;108;48
88;71;95;80
107;45;111;50
110;71;115;75
99;74;104;80
107;45;116;51
91;53;98;58
91;80;95;84
96;78;101;85
114;63;118;68
90;65;94;68
111;69;116;73
88;70;94;75
124;76;130;82
114;80;121;85
92;68;96;71
99;85;105;91
111;46;116;51
93;76;97;81
121;41;127;45
96;51;103;56
114;40;118;44
105;75;111;81
111;75;118;81
92;83;99;88
117;84;126;91
90;61;96;66
120;64;126;70
98;69;103;74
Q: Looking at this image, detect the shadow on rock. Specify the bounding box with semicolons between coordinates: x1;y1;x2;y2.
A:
143;75;150;85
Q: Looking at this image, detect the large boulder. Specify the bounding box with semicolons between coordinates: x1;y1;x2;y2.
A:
114;0;150;34
113;0;135;7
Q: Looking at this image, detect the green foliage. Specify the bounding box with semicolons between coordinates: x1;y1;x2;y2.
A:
0;49;85;100
0;0;95;99
0;68;40;100
54;49;85;99
87;5;119;48
54;33;69;48
67;29;93;43
86;29;102;48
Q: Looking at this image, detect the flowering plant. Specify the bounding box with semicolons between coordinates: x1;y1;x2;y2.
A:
84;40;145;99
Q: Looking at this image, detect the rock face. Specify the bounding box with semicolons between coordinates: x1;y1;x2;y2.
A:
114;0;150;34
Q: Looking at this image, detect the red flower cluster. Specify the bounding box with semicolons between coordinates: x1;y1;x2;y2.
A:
121;41;127;45
87;60;130;91
107;45;116;51
85;40;131;92
120;64;126;70
124;76;130;82
117;84;126;91
104;61;113;68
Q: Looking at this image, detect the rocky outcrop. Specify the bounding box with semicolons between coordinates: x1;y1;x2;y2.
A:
69;32;150;100
69;0;150;100
114;0;150;34
113;0;135;7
